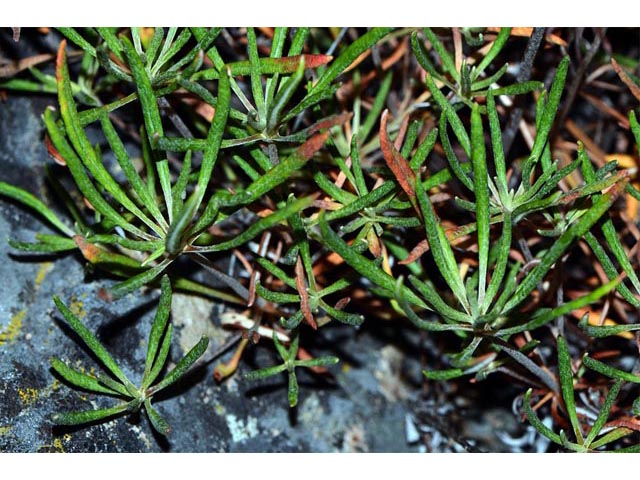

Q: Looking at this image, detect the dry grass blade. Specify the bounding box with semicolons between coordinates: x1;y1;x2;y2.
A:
295;255;317;330
612;58;640;102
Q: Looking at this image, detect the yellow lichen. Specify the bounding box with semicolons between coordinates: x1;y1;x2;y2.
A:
69;293;87;318
34;262;54;290
0;309;25;346
0;425;12;436
37;434;71;453
17;387;39;405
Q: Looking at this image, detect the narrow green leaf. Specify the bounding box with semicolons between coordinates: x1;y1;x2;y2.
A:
288;369;299;408
584;379;623;447
267;57;305;131
121;36;164;139
474;28;511;78
359;71;393;142
295;356;339;369
193;69;230;213
57;28;96;57
479;81;543;97
469;63;509;91
52;50;154;239
247;27;266;125
8;237;77;253
471;103;490;306
523;389;562;445
310;28;393;95
423;28;458;82
590;427;635;450
498;275;621;337
584;232;640;307
424;368;465;381
487;92;508;200
171;154;192;220
109;257;173;298
244;364;287;380
144;324;173;390
483;211;512;314
255;281;300;304
53;296;134;391
411;31;444;82
583;355;640;384
502;190;616;315
427;73;470;157
95;373;132;397
152;28;191;75
228;132;328;208
194;195;314;253
156;160;173;224
50;358;122;396
579;315;640;337
415;171;469;311
52;402;131;426
320;303;364;326
580;144;640;296
410;128;438;172
528;57;569;172
256;257;297;290
99;114;168;231
407;276;471;324
149;336;209;394
96;27;123;61
557;336;584;444
318;213;427;309
0;182;74;237
143;276;172;385
85;234;162;252
144;398;171;435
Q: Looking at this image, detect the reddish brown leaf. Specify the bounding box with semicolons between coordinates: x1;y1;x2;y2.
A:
334;297;351;310
295;255;317;330
45;133;67;166
73;235;102;264
612;58;640;102
399;239;430;265
272;54;333;72
299;131;330;160
380;110;420;215
306;112;353;136
55;39;66;84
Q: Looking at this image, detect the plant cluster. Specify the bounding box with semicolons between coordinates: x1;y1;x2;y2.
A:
1;27;640;450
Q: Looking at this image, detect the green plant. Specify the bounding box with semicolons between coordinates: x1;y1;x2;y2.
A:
319;57;632;383
524;336;640;452
50;276;208;435
412;27;543;110
2;28;640;449
244;330;338;407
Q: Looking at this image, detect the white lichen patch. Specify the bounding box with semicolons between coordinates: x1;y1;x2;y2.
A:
299;392;324;425
171;293;231;356
129;423;152;450
374;345;409;402
225;414;259;443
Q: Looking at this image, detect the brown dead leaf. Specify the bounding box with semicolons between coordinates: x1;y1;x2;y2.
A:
486;27;567;46
612;58;640;102
380;109;420;216
0;52;54;78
